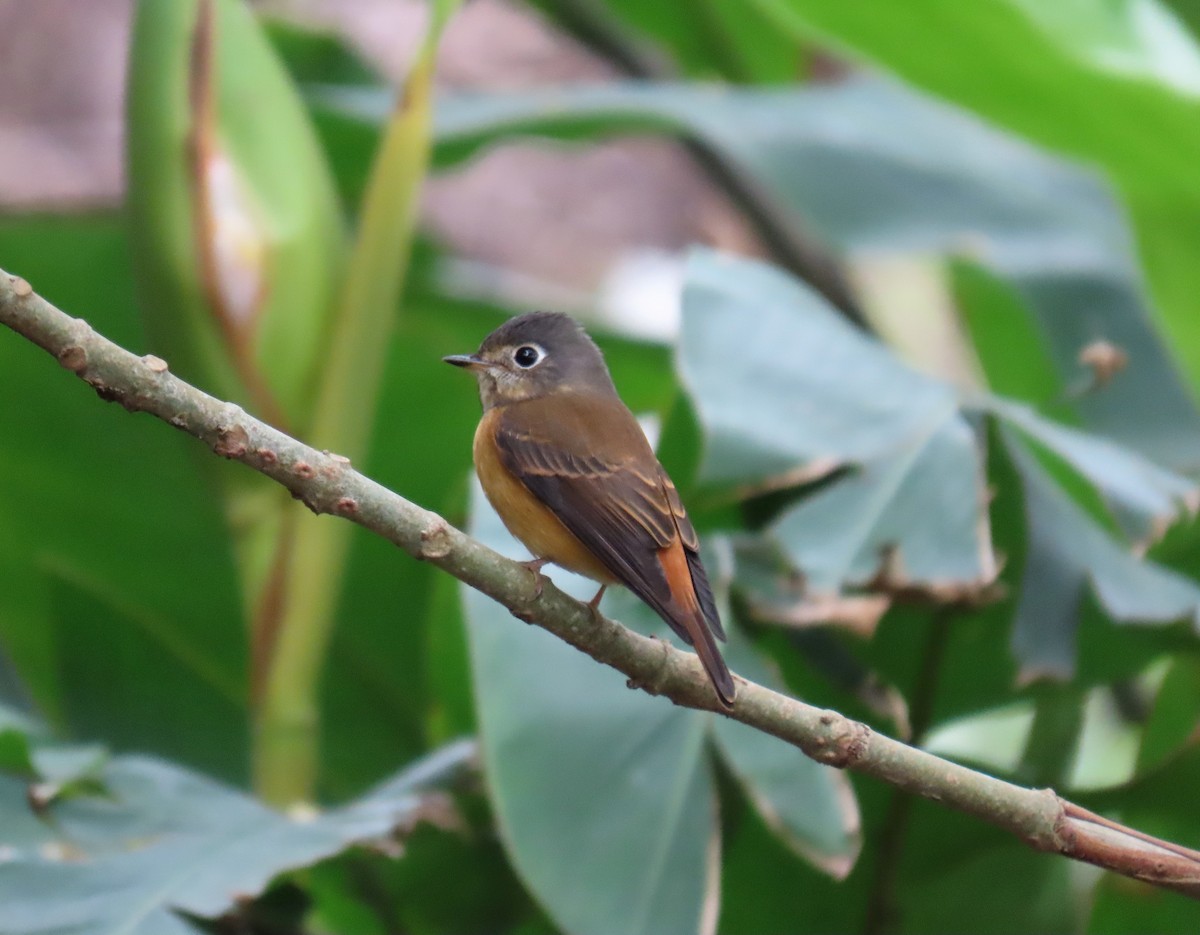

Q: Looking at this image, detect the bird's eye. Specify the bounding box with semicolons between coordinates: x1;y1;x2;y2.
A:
513;345;542;368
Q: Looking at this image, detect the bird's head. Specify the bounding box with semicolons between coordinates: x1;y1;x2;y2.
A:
444;311;617;410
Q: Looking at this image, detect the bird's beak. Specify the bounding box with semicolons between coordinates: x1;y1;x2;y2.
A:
443;353;488;369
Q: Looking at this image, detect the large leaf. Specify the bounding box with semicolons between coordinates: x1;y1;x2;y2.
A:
463;484;718;935
1003;431;1200;679
0;738;475;935
680;248;1199;676
681;247;997;597
698;537;861;875
747;0;1200;413
771;417;989;596
899;804;1079;933
127;0;346;425
46;572;246;778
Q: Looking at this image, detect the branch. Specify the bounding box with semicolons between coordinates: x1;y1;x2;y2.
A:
3;267;1199;899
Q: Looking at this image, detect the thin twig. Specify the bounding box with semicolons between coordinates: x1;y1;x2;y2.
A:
2;268;1199;899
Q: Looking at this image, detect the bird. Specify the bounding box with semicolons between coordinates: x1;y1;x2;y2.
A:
445;311;736;707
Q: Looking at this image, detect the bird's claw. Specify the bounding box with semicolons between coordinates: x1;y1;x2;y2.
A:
586;585;607;622
519;557;551;600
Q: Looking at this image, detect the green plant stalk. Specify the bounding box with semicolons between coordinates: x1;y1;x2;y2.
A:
253;35;444;805
1018;682;1085;788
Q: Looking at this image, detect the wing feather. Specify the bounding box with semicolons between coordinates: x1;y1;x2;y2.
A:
494;395;722;644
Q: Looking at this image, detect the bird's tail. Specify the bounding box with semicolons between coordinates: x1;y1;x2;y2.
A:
687;611;736;708
655;538;736;708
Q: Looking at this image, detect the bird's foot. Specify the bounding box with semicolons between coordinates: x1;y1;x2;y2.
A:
519;557;551;600
586;585;607;622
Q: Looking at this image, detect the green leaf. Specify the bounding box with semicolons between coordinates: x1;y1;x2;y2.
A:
899;810;1079;933
711;625;860;877
720;787;866;934
1089;875;1200;935
681;247;996;596
1003;429;1200;679
951;262;1063;411
771;416;989;595
46;569;246;781
987;396;1198;543
264;17;380;87
698;538;861;874
305;801;548;935
127;0;346;425
534;0;799;82
680;247;952;482
1137;657;1200;772
127;0;358;802
745;0;1200;414
0;740;475;934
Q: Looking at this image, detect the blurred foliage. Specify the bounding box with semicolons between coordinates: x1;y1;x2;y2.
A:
0;717;475;935
3;0;1200;933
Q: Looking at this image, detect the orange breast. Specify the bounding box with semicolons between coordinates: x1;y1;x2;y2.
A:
473;409;617;583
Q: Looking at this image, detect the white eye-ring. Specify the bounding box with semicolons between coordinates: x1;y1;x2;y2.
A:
513;343;545;369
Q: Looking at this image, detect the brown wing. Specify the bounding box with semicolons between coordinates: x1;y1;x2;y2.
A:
495;394;733;704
